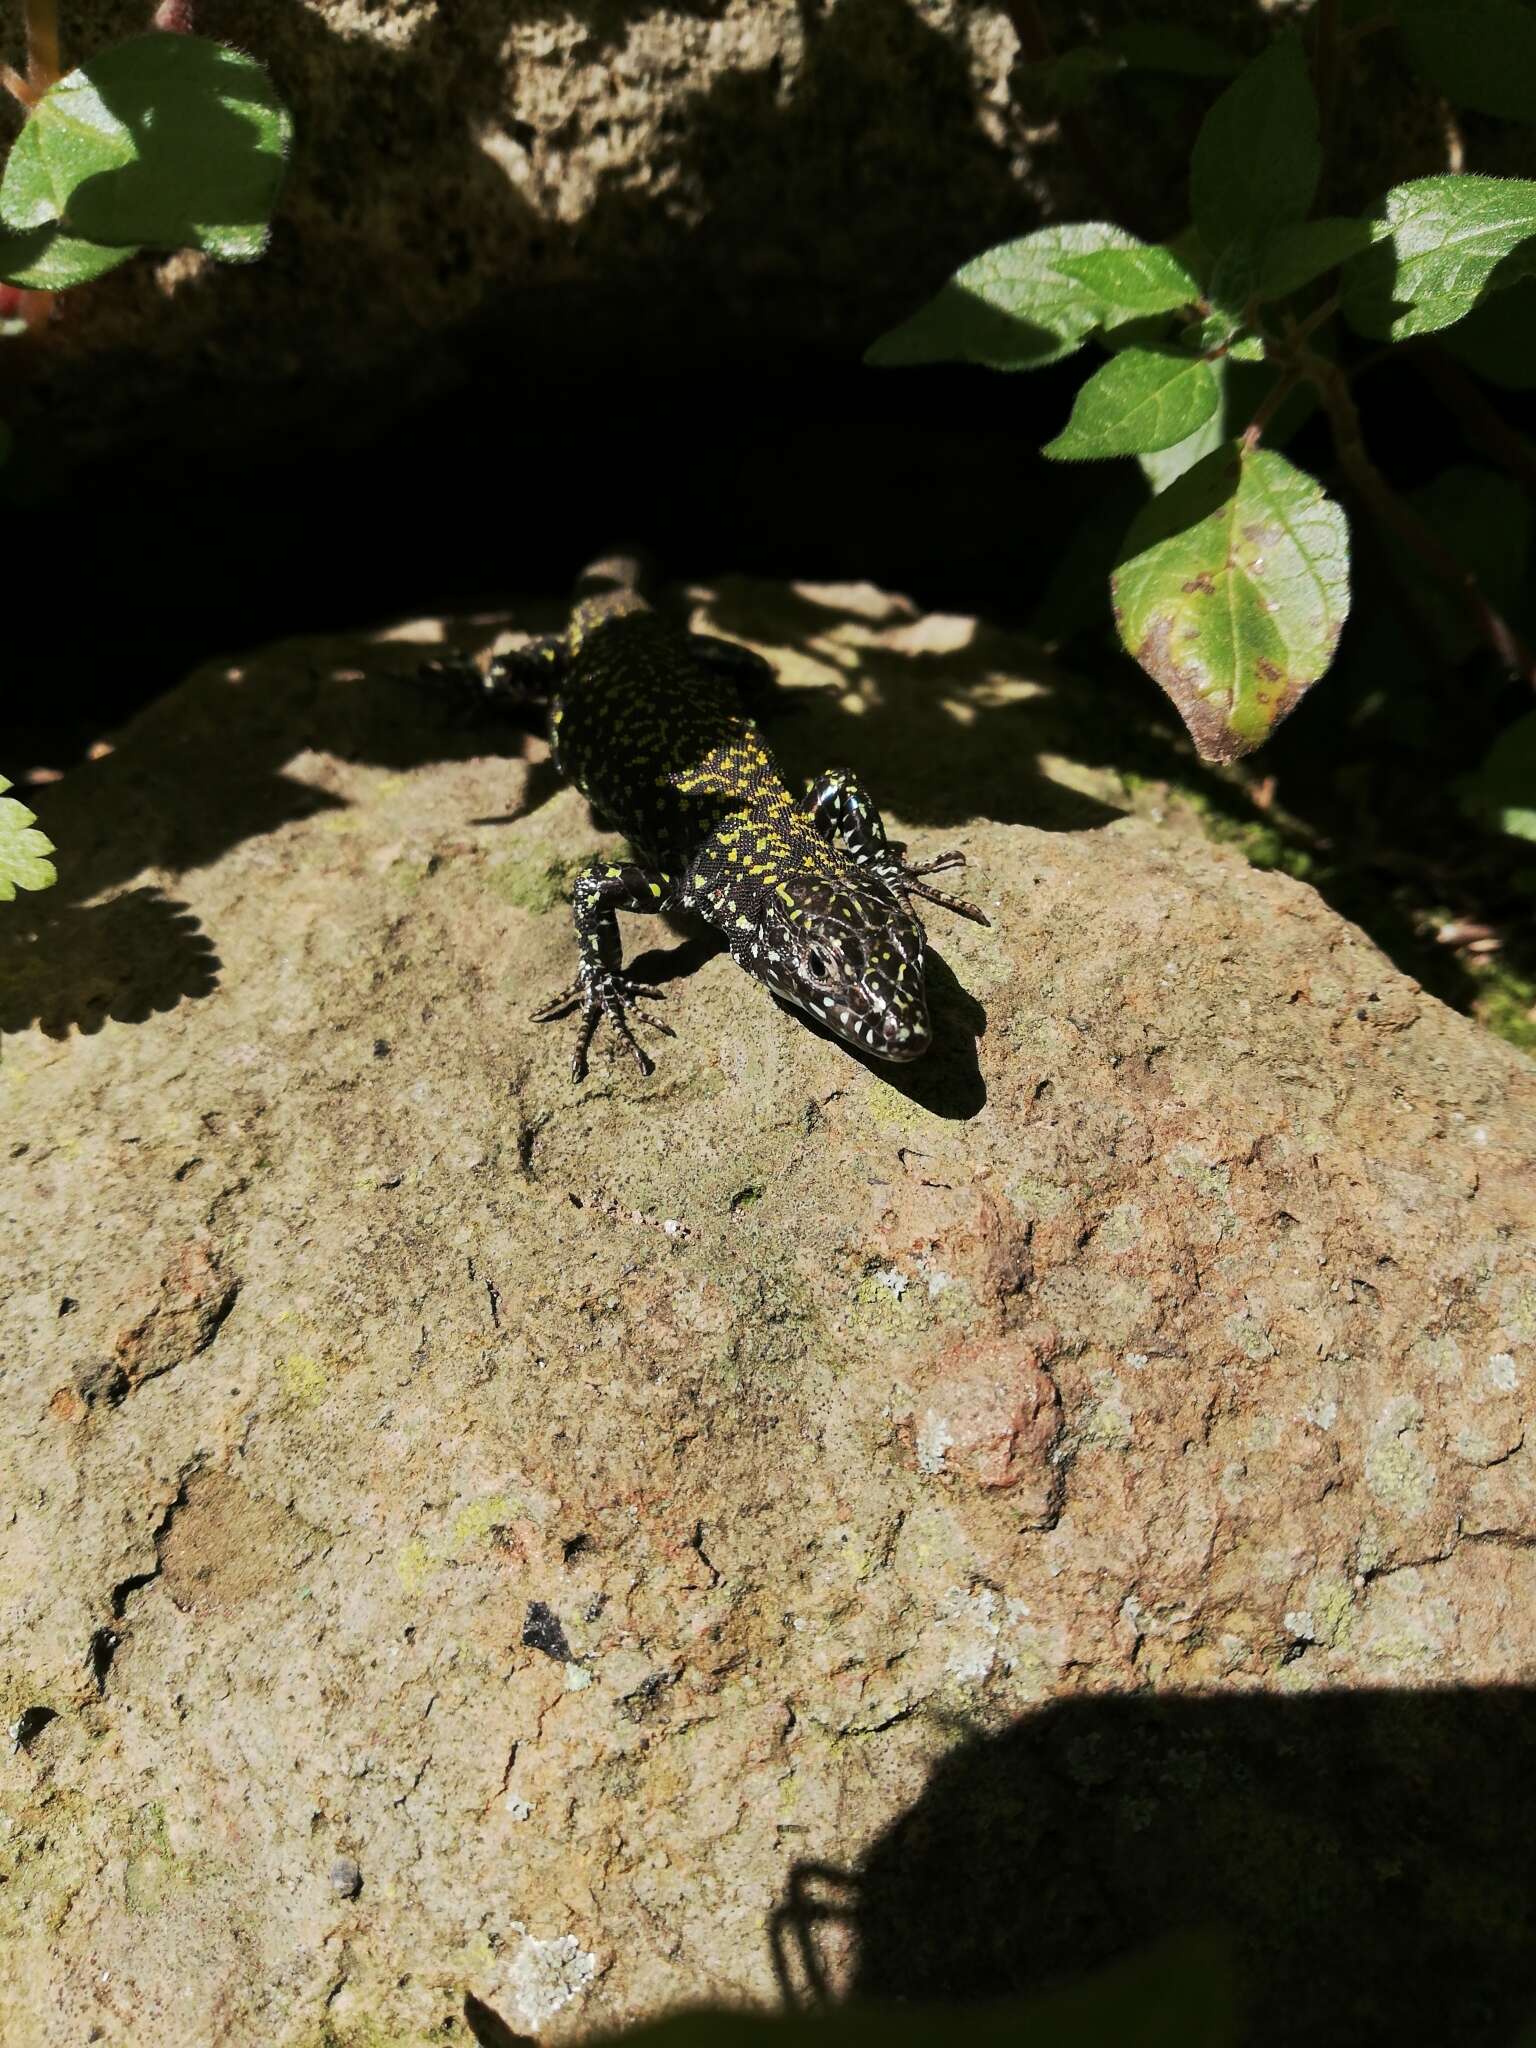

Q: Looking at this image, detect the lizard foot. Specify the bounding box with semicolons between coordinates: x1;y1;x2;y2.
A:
884;846;991;928
532;969;675;1082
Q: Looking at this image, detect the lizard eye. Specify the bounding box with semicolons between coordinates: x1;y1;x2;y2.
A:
806;948;830;981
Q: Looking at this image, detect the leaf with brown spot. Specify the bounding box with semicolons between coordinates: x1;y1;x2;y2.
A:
1111;443;1350;761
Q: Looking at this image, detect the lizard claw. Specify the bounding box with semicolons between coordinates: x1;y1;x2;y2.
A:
534;968;672;1081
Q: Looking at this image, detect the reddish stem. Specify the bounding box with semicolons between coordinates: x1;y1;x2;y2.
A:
26;0;60;96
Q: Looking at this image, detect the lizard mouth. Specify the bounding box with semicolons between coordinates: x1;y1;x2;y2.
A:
869;1025;930;1062
863;1002;931;1062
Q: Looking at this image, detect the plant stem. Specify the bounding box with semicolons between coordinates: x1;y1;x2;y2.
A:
1002;0;1151;235
4;0;61;106
1241;368;1301;450
26;0;60;97
1302;347;1536;688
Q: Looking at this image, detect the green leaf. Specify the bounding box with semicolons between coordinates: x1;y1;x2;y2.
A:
1207;238;1260;315
1440;274;1536;388
1054;244;1200;324
1183;308;1240;352
867;223;1139;371
1398;0;1536;122
1108;25;1242;77
1457;710;1536;842
1112;443;1350;760
1044;348;1221;460
1141;358;1317;495
0;776;57;900
1255;217;1373;301
0;221;138;288
1342;175;1536;340
0;33;292;263
1191;38;1320;258
1139;401;1228;495
868;228;1146;376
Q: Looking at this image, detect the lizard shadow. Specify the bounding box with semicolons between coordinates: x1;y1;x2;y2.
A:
773;947;986;1119
624;928;985;1116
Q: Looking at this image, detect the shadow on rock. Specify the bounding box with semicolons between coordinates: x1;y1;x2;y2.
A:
0;885;221;1039
463;1989;532;2046
697;580;1129;839
773;1684;1536;2046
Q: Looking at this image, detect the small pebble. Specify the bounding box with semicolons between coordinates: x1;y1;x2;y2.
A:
329;1855;362;1898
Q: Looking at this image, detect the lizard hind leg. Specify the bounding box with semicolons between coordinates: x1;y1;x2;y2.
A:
532;859;678;1081
417;634;568;720
803;768;991;927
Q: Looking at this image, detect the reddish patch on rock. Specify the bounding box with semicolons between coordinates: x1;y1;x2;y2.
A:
110;1240;238;1389
901;1336;1061;1522
868;1178;1030;1305
48;1387;87;1424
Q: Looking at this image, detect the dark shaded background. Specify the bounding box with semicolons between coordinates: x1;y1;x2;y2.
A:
3;341;1515;763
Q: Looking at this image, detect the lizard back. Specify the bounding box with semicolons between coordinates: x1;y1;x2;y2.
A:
549;591;837;894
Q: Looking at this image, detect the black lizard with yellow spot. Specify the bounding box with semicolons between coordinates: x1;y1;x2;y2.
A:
424;566;988;1081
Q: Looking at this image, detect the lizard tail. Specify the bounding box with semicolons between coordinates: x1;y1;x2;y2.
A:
573;545;655;601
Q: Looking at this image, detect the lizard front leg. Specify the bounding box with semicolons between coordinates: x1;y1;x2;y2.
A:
532;859;678;1081
803;769;990;927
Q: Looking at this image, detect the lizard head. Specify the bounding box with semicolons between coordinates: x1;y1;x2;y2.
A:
742;877;932;1062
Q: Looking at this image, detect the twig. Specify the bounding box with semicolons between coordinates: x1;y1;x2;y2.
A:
1242;301;1341;448
1303;349;1536;688
5;0;61;107
25;0;60;99
1241;367;1301;450
1002;0;1152;235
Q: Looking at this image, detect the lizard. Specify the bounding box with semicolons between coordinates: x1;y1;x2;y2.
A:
422;566;989;1082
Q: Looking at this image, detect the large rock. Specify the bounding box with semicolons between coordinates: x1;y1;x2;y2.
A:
3;579;1534;2046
